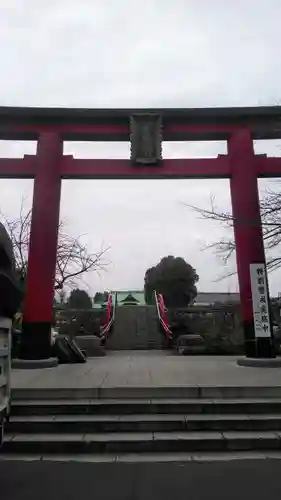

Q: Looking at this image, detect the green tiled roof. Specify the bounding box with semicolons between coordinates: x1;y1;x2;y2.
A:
114;290;146;306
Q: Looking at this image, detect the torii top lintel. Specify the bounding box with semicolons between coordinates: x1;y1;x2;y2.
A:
1;105;281;141
0;106;281;180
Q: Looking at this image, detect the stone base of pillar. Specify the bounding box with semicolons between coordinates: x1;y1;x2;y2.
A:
243;320;256;357
256;338;275;358
237;357;281;368
19;321;53;360
12;357;58;369
245;339;257;358
243;320;275;358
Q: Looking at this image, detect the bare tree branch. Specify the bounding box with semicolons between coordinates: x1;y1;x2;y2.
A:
184;185;281;280
0;199;109;290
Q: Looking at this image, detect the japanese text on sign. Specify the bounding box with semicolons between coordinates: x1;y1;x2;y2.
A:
250;263;272;338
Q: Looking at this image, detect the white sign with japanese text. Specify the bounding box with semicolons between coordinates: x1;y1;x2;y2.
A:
250;263;272;338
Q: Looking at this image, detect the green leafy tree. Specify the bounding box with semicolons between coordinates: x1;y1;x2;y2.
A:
67;289;92;309
144;255;199;307
93;291;109;303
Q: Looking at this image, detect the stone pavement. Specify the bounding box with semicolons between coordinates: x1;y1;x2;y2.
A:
1;459;281;500
11;351;281;391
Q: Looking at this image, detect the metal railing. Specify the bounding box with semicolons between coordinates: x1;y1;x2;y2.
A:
154;291;173;341
100;292;117;342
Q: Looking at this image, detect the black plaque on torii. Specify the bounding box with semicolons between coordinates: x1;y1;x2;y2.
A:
130;114;162;165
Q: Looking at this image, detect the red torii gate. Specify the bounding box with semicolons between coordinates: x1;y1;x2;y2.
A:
0;106;280;361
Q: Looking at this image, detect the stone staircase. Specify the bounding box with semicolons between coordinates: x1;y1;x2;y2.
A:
107;306;163;350
2;386;281;459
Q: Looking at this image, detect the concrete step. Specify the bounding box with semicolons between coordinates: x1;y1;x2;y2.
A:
2;431;281;454
107;344;163;350
11;398;281;416
7;413;281;433
11;385;281;401
106;306;162;350
2;451;281;463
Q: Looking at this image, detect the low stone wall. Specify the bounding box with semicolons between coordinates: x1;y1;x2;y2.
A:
53;305;245;354
168;306;244;354
54;308;104;337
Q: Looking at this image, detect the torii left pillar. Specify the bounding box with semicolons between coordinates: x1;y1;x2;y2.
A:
20;133;62;360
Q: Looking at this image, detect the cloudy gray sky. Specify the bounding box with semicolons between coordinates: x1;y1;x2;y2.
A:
1;0;281;296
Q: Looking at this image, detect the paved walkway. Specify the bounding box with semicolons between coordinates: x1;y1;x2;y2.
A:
11;351;281;390
1;459;281;500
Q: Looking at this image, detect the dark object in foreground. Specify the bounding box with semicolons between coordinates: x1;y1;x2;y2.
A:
0;223;23;318
0;223;23;448
11;328;22;359
53;335;87;364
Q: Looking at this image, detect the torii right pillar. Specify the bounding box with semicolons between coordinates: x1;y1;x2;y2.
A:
229;129;275;358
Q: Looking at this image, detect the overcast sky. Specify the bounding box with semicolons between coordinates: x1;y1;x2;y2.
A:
1;0;281;296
